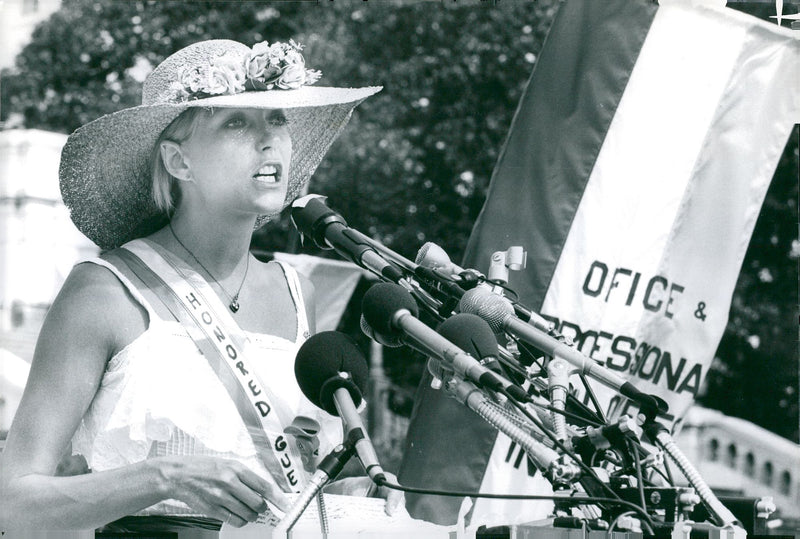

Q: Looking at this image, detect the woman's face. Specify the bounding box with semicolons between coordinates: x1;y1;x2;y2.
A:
179;107;293;216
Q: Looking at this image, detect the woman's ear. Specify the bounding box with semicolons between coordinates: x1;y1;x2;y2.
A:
160;141;193;182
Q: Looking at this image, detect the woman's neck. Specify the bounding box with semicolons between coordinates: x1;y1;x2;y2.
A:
159;208;255;278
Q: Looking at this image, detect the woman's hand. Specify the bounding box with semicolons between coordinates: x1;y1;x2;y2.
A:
371;472;407;516
157;456;289;528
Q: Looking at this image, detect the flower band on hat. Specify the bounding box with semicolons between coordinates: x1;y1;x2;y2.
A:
171;40;322;103
246;40;322;90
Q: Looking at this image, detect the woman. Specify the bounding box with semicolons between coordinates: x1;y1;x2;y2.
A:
0;39;382;531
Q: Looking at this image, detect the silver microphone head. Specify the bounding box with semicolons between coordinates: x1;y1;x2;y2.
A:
415;242;464;276
360;314;404;348
458;287;514;333
415;242;435;265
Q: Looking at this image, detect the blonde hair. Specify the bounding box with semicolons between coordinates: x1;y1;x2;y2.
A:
151;107;209;213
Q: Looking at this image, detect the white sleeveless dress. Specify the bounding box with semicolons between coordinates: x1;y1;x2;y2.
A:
71;246;343;515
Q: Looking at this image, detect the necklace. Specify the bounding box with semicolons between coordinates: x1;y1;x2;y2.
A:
168;222;250;313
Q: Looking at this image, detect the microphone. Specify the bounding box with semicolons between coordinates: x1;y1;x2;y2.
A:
425;313;502;391
294;331;387;484
437;313;503;375
415;242;482;291
415;242;465;276
360;314;403;348
416;242;555;330
291;195;404;283
459;287;669;416
361;282;529;403
411;243;469;313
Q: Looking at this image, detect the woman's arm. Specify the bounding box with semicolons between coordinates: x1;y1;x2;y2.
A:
0;264;285;529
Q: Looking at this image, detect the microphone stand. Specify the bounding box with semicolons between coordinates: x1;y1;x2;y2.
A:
273;438;357;538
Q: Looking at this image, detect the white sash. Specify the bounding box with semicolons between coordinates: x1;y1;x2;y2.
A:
107;239;308;492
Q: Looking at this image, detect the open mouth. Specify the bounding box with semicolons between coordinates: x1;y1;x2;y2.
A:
253;163;282;184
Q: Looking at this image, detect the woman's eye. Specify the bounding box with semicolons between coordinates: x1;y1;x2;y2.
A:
225;117;246;128
269;115;288;127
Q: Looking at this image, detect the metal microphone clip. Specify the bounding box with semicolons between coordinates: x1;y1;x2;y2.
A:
273;438;357;537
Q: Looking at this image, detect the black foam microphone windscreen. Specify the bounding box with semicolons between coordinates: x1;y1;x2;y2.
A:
295;331;369;416
437;313;499;364
361;282;419;336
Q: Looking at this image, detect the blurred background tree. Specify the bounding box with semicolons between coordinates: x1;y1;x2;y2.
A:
1;0;796;442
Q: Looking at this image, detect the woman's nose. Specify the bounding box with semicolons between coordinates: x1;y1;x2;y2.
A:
259;122;285;151
259;128;277;150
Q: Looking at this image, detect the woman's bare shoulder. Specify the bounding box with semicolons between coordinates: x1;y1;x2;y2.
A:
56;261;139;312
260;258;315;303
42;261;148;354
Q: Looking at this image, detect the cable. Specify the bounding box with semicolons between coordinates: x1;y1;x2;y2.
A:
496;350;531;380
498;387;628;505
649;464;673;486
628;438;648;514
374;477;656;532
478;278;520;302
540;403;603;428
607;510;638;534
621;437;661;488
515;338;548;370
662;453;675;485
591;448;622;468
576;372;607;424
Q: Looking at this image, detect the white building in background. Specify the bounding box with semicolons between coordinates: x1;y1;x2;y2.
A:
0;129;98;432
674;406;800;521
0;0;62;70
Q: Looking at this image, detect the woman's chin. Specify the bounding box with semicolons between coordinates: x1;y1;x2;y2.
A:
253;190;286;215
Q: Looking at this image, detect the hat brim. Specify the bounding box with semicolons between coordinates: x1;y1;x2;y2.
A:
59;85;382;251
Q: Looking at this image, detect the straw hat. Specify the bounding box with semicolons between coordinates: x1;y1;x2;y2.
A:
59;39;381;251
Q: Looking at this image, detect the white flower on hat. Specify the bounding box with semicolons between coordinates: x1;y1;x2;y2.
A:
177;52;247;99
277;63;309;90
210;54;247;94
284;48;304;66
241;40;321;91
246;41;279;80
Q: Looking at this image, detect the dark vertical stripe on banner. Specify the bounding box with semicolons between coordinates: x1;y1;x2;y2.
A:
398;367;499;524
463;0;657;308
398;0;657;526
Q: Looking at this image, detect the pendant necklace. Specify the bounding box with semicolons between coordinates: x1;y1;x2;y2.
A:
168;222;250;313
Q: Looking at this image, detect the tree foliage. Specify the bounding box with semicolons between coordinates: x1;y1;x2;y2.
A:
699;132;799;442
2;0;796;441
